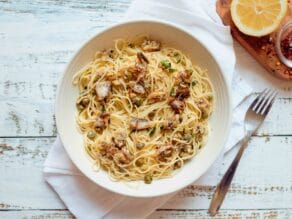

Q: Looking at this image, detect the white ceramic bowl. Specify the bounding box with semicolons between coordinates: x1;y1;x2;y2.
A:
56;20;232;197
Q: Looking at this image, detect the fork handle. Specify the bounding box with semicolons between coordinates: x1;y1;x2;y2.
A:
209;136;250;216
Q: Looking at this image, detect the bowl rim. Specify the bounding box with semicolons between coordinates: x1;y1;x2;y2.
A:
55;19;232;197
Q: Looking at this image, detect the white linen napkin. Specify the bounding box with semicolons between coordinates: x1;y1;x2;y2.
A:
43;0;253;218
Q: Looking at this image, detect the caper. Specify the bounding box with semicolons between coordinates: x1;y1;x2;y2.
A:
207;95;213;101
118;167;125;173
174;161;182;169
144;174;153;184
76;103;84;111
183;133;192;142
148;111;155;119
136;159;144;167
132;97;142;106
87;131;96;139
179;151;187;157
136;142;145;149
201;111;209;120
81;98;90;106
191;81;197;86
174;52;179;56
182;144;192;153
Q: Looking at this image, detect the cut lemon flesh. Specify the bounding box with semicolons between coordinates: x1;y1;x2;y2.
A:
231;0;288;37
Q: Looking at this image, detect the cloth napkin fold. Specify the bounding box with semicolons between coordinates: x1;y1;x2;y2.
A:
44;0;253;218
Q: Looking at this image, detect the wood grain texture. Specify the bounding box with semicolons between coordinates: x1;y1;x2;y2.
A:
0;0;131;138
1;0;292;137
216;0;292;80
2;98;292;137
0;137;291;211
149;209;292;219
0;0;291;218
0;211;74;219
1;209;291;219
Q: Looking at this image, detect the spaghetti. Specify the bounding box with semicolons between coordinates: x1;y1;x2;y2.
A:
73;36;214;184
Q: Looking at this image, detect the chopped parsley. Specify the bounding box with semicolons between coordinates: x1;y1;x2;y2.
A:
169;68;177;73
149;127;156;137
101;105;106;112
160;60;171;69
160;60;176;73
170;87;176;97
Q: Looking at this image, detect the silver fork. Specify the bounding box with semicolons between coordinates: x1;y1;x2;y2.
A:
209;88;278;216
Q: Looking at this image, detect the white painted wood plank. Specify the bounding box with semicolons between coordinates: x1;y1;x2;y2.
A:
149;209;292;219
1;0;292;137
1;97;292;136
2;100;57;136
0;138;65;210
0;0;291;217
0;210;73;219
162;135;292;210
0;136;291;210
0;0;131;137
0;209;291;219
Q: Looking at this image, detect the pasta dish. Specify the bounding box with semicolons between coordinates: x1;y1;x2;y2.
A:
73;36;214;184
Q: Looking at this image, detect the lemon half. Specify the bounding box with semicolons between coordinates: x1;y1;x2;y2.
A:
231;0;288;37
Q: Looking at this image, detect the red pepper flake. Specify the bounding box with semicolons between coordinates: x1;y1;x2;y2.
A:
280;30;292;60
267;49;272;55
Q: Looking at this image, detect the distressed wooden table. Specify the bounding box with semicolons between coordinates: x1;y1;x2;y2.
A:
0;0;291;218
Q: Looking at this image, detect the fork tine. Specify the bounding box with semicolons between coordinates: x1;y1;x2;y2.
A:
251;88;269;111
261;91;278;116
256;89;274;114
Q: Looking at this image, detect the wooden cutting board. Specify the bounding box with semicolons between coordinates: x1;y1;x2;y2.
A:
216;0;292;80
